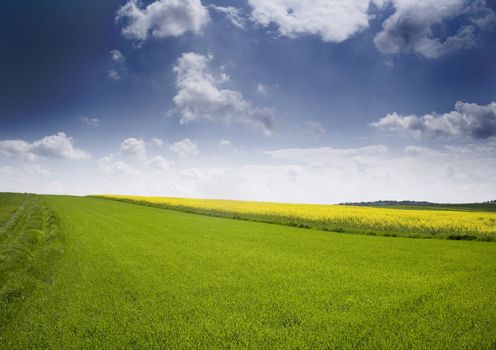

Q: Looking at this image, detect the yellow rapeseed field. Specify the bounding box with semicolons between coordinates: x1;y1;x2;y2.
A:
99;195;496;240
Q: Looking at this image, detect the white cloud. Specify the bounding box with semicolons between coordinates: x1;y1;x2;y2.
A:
0;163;70;194
401;141;496;184
217;139;240;152
248;0;378;43
164;142;494;203
0;140;33;161
172;52;276;135
108;69;121;81
248;0;495;58
116;0;209;41
148;155;172;170
209;5;246;29
98;156;141;176
372;101;496;139
1;140;495;202
256;83;268;96
79;116;100;126
267;145;389;164
169;138;199;159
120;137;147;158
108;49;127;81
258;143;496;203
372;0;493;58
219;139;232;148
110;49;125;63
404;146;438;157
23;164;52;176
0;132;89;161
173;52;242;124
150;138;164;147
31;133;90;160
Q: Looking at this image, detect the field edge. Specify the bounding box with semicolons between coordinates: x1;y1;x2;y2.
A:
91;195;496;242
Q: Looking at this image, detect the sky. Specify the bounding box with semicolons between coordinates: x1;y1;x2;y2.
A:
0;0;495;203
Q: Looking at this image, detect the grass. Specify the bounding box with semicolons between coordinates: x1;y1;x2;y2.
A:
95;195;496;241
1;195;495;348
0;193;27;226
0;193;64;331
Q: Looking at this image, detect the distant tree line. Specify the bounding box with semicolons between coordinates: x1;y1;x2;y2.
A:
341;200;496;206
340;200;434;207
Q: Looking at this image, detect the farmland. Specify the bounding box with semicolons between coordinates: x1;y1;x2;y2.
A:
97;195;496;241
0;193;27;226
0;193;63;330
1;194;495;349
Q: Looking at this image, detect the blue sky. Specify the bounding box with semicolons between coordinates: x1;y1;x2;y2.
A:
0;0;495;203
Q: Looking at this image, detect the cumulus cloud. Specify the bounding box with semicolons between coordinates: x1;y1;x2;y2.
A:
372;0;494;58
120;137;147;158
2;140;495;202
169;138;199;159
248;0;377;43
108;49;127;81
116;0;209;41
248;0;495;58
172;53;242;124
0;132;89;161
172;52;276;135
110;49;125;63
79;116;100;126
209;5;246;29
98;156;141;176
148;155;172;170
139;142;493;203
372;101;496;139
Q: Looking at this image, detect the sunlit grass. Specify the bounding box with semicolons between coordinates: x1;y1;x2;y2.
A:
0;194;63;331
1;195;495;348
98;195;496;241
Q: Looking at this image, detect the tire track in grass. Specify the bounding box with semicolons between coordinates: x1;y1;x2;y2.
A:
0;195;64;336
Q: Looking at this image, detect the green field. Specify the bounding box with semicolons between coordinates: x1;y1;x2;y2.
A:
0;193;63;332
0;193;28;226
1;194;496;348
96;195;496;241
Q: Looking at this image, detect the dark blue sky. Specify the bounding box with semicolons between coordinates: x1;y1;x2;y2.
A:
0;0;495;202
